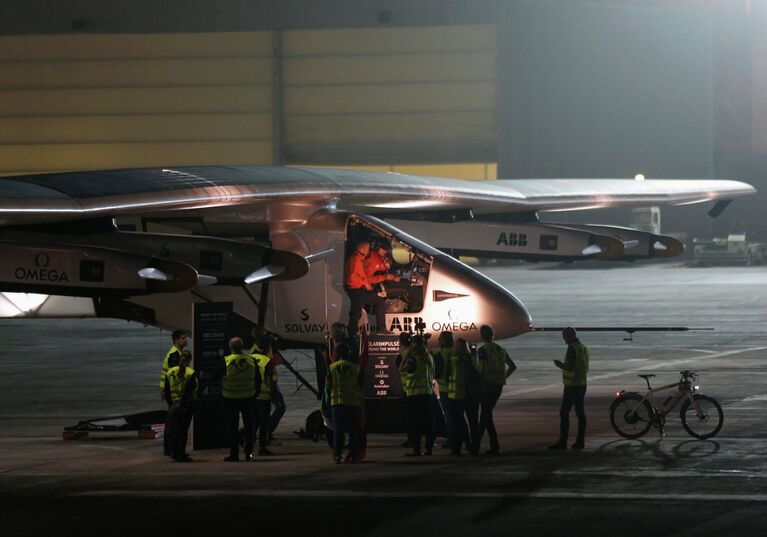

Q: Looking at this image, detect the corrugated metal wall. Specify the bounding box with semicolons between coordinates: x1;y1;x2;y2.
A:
0;25;497;176
0;32;273;175
282;25;497;164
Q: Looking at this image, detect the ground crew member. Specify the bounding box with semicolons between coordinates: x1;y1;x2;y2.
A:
326;323;369;462
432;331;455;448
250;325;286;446
345;239;387;334
446;338;481;456
222;337;261;462
327;342;363;463
396;332;415;448
160;329;188;456
402;334;436;456
266;353;286;445
164;350;198;462
477;324;516;455
549;327;589;450
252;336;276;456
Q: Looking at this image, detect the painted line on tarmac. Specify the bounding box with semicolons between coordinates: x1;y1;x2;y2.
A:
740;394;767;402
509;346;767;397
68;489;767;503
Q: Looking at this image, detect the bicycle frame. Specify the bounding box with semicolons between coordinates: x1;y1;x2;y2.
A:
626;378;696;418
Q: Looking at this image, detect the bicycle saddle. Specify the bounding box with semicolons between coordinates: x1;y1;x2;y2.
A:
637;374;656;379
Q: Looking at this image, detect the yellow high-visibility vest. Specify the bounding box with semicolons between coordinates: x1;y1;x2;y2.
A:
329;359;362;407
166;366;197;404
432;348;453;394
478;342;508;386
562;340;589;386
448;354;468;400
253;353;272;401
160;345;182;388
405;351;434;396
222;353;257;399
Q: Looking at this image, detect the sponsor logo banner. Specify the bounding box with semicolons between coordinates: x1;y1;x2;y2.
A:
13;252;70;283
388;315;478;334
432;290;468;302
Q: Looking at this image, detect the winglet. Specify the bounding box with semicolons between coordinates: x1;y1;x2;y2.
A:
708;199;732;218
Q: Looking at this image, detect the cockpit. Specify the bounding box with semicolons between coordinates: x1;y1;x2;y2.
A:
346;216;433;314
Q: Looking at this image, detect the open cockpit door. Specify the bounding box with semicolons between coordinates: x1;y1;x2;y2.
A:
346;215;435;315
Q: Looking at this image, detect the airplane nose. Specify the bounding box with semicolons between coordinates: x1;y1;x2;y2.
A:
430;255;532;340
480;278;532;339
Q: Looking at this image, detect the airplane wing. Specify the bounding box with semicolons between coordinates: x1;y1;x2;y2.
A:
0;166;755;226
0;166;755;339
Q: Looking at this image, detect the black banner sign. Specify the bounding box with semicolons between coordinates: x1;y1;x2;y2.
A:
365;336;403;398
364;335;407;433
193;302;232;450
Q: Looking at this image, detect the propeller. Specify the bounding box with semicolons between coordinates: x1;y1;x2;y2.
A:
244;265;286;285
581;244;603;256
137;267;173;281
242;248;311;285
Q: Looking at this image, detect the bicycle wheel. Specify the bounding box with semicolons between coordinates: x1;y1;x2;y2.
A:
680;394;723;439
610;393;652;439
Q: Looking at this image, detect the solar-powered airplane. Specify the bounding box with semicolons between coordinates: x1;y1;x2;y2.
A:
0;167;755;346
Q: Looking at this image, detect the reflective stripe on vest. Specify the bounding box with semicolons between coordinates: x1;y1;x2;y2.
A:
167;366;197;404
448;354;468;400
222;353;257;399
160;345;182;387
432;348;453;393
405;352;434;396
562;340;590;386
253;354;271;401
479;342;507;386
329;359;362;407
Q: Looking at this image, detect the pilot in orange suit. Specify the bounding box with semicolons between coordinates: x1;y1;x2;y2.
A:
364;238;401;286
345;239;387;334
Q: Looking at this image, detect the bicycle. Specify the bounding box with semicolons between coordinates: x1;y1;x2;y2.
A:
609;370;723;440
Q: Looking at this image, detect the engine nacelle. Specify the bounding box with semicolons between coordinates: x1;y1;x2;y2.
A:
385;219;627;262
0;241;198;296
548;223;684;260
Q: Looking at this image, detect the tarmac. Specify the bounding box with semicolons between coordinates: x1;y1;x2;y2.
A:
1;263;766;536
